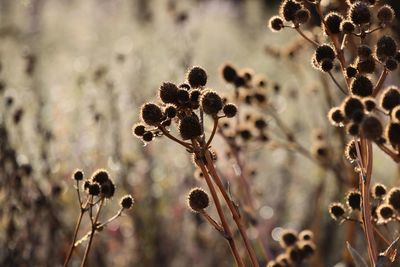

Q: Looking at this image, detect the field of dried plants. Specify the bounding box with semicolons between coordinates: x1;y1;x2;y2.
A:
1;0;400;266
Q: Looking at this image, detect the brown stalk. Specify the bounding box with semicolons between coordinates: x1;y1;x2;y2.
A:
192;140;245;267
372;68;388;97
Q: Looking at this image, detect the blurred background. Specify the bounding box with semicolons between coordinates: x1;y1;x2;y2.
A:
1;0;400;266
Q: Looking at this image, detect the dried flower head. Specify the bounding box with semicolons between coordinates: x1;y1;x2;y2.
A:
372;183;387;199
187;188;210;212
279;229;298;248
329;202;345;220
346;190;361;210
73;169;84;181
120;195;134;209
187;66;207;88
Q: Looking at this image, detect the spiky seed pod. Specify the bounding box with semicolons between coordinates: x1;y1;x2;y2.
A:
88;183;100;196
352;110;364;123
363;97;376;111
342;96;364;119
73;169;84;181
372;183;387;199
324;12;343;34
201;91;223;115
286;246;302;263
386;58;398;71
345;140;358;162
381;87;400;111
187;188;209;212
91;169;110;185
377;5;395;24
328;107;345;126
141;103;163;126
347;122;359;136
376;36;397;61
223;103;237;118
159;82;178;104
299;230;314;241
298;240;316;259
349;2;371;25
321;59;333;72
294;9;310;24
346;66;358;78
341;20;355;34
269;16;284;32
361;116;383;140
357;45;372;59
133;123;146;137
165;105;177;118
350;75;373;97
220;63;238;83
314;44;335;64
142;131;154;142
377;204;394;221
179;115;202;140
100;180;115;199
279;229;298;248
346;190;361;210
386;123;400;147
388;187;400;210
329;202;345;220
279;0;302;22
392;106;400;121
190;89;201;107
357;56;375;74
120;195;134;209
187;66;207;88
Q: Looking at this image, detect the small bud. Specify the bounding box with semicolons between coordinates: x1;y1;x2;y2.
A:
73;169;84;181
120;195;135;209
329;202;345;220
132;123;146;137
346;190;361;210
269;16;284;32
223;103;238;118
187;188;210;212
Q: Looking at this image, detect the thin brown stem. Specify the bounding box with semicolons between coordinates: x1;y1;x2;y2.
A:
158;125;193;150
294;27;319;47
328;71;347;95
372;68;388;97
200;210;224;234
205;118;219;148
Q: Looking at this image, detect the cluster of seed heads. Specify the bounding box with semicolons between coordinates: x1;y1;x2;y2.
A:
267;229;316;267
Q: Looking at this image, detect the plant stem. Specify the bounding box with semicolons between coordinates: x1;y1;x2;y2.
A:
80;198;105;267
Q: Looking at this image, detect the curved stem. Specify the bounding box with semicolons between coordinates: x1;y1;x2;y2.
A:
372;68;388;97
157;125;193;150
63;211;84;267
205;118;219;148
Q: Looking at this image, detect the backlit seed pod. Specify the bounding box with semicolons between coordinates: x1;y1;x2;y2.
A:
363;97;376;111
377;5;395;24
141;103;163;126
222;103;237;118
329;202;345;220
279;229;298;248
320;59;333;72
73;169;84;181
200;91;223;115
187;66;207;88
164;105;177;118
88;183;100;196
387;187;400;210
345;140;358;162
286;246;302;263
324;12;343;34
179;115;202;140
187;187;209;212
372;183;387;199
347;122;359;136
142;131;154;142
377;204;394;221
349;2;371;25
356;56;375;74
346;190;361;210
159;82;178;104
299;230;314;241
220;63;238;83
132;123;146;137
350;75;373;97
342;96;364;119
346;66;357;78
386;123;400;147
357;45;372;59
294;9;310;24
91;169;110;185
360;116;383;140
341;20;355;34
385;58;398;71
314;44;335;64
298;240;316;259
279;0;302;22
376;36;397;61
269;16;284;32
380;86;400;111
120;195;134;209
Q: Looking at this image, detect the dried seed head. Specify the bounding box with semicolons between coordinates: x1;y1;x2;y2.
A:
346;190;361;210
165;105;177;118
363;97;376;111
187;187;210;212
377;204;394;221
357;56;375;74
314;44;335;64
324;12;343;34
388;187;400;210
347;122;359;136
294;9;310;24
100;180;115;199
220;63;238;83
179;83;191;91
377;5;395;24
73;169;84;181
349;2;371;25
376;36;397;61
223;103;238;118
372;183;387;199
380;86;400;111
298;240;316;259
286;246;302;263
279;0;302;22
201;91;223;115
142;131;154;142
88;182;101;196
346;66;358;78
385;58;398;71
133;123;146;137
120;195;134;209
342;96;364;119
321;59;333;72
141;103;163;126
329;202;345;220
176;89;190;104
179;115;202;140
91;169;110;185
345;140;358;162
357;45;372;59
269;16;284;32
299;230;314;241
159;82;178;104
187;66;207;88
386;123;400;147
279;229;298;248
350;75;373;97
360;116;383;140
341;20;355;34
